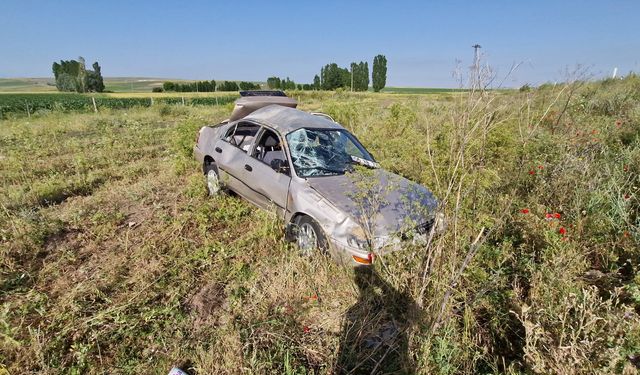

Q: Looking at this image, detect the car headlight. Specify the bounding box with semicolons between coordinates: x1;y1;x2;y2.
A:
346;235;369;250
372;235;403;251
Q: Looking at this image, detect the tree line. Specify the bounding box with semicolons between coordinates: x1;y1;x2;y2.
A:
159;80;261;92
266;54;387;92
52;57;105;93
318;55;386;91
267;76;318;91
266;77;296;90
51;54;387;94
162;80;216;92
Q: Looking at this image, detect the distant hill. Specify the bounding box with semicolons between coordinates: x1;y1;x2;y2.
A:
0;77;184;93
0;78;57;92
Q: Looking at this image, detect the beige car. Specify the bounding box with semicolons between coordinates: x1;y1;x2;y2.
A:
193;92;443;265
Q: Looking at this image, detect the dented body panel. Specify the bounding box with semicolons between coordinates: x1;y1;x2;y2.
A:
194;102;442;265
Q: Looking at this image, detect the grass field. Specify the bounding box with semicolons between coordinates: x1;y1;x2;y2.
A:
379;86;468;94
0;91;457;119
1;77;639;373
0;78;58;92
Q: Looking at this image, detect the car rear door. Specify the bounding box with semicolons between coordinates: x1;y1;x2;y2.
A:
242;126;291;217
213;121;261;199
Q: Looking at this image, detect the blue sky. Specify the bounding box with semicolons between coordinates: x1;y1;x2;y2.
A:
1;0;638;87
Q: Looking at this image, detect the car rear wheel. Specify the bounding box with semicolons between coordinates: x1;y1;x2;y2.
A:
295;216;328;256
204;163;222;196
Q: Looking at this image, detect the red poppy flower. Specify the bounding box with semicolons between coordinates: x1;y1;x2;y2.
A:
624;194;630;200
538;165;544;170
529;170;535;175
559;227;567;235
615;120;622;126
553;213;561;219
545;213;553;219
623;231;630;238
520;209;530;214
303;326;311;333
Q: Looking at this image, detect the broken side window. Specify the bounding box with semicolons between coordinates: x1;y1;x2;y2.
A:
252;128;286;166
224;122;260;153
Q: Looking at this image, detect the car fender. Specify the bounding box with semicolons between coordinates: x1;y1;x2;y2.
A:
195;123;232;164
286;181;367;249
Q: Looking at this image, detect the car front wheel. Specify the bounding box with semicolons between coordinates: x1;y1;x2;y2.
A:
295;215;328;256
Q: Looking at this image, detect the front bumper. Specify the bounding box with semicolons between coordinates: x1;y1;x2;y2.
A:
328;237;375;266
329;213;447;265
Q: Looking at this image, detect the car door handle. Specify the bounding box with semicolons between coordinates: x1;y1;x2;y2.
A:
215;147;222;153
244;164;252;172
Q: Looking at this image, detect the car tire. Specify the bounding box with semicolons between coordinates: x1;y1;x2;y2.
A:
295;215;329;256
204;163;222;196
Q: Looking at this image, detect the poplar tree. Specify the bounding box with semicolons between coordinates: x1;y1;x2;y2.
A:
372;54;387;92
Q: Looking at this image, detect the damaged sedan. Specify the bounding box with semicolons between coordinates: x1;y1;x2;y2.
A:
194;91;444;265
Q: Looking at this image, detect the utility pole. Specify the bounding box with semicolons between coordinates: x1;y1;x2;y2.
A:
472;44;482;90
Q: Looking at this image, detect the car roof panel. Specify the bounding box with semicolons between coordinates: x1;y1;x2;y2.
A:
243;105;343;134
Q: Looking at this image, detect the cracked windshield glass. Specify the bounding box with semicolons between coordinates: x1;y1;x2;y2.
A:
286;128;377;177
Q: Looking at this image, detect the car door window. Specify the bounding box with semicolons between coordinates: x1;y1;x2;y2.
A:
251;128;287;169
223;122;260;153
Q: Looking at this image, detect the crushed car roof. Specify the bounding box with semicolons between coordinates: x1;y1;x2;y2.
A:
243;105;343;134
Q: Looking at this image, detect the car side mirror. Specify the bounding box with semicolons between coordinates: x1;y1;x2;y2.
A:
270;159;290;174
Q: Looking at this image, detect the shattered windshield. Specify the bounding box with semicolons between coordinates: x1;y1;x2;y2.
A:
286;128;377;177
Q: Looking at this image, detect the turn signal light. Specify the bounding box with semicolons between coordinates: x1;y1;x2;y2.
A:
352;254;374;265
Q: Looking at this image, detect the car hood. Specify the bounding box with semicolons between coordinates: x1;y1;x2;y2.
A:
306;169;438;238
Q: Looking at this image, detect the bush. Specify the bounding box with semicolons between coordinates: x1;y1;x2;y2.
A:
519;84;531;92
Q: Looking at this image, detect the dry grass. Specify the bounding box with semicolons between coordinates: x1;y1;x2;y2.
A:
1;76;639;374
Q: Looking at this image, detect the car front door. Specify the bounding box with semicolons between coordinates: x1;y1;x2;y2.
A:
243;126;292;217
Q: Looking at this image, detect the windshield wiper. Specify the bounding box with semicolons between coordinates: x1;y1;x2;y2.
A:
298;166;345;175
350;155;380;169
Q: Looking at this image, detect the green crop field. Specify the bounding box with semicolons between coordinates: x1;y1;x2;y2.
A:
0;93;239;118
1;77;639;373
